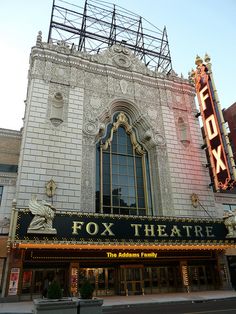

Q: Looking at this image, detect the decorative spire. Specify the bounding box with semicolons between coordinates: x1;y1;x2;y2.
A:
204;53;211;63
195;55;203;66
188;68;195;83
36;31;42;46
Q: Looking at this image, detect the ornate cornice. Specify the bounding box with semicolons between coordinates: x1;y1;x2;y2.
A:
30;43;195;97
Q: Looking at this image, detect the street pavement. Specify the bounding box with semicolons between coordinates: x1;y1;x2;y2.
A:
0;290;236;313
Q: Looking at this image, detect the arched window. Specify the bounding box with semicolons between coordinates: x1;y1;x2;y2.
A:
96;112;153;216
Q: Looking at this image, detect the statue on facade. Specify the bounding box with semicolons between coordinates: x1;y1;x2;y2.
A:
27;197;57;234
223;210;236;238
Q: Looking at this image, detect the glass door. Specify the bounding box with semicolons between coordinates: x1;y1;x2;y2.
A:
22;268;66;297
120;267;143;295
188;266;208;291
79;268;115;296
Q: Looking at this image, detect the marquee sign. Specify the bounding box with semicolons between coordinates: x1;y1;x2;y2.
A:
12;210;231;246
193;56;235;190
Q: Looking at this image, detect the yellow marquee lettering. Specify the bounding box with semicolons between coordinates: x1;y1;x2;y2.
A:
170;225;181;237
107;252;117;258
156;225;168;237
182;225;193;237
194;225;203;237
130;224;142;236
86;222;99;235
206;226;214;237
144;224;155;237
101;222;115;236
72;221;84;235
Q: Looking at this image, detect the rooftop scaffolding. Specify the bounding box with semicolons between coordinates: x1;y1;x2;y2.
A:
48;0;172;74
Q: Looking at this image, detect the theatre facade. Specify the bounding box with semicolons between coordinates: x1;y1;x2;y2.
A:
6;207;235;297
2;0;236;299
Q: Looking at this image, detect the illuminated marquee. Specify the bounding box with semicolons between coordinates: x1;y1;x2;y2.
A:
193;56;235;190
15;210;229;244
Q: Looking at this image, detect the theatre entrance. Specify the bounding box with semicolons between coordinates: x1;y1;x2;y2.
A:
119;265;183;295
79;268;116;296
21;268;66;297
120;266;143;295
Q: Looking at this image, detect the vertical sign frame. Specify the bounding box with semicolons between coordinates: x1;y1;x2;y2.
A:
193;55;236;191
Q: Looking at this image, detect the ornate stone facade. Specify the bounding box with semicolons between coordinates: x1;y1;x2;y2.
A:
11;34;219;218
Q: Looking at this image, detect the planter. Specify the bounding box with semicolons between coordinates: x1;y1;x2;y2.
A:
78;298;103;314
33;298;78;314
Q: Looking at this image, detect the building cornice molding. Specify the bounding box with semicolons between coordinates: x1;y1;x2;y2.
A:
0;128;22;138
30;44;195;97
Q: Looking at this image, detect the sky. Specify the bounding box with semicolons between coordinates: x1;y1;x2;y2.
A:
0;0;235;131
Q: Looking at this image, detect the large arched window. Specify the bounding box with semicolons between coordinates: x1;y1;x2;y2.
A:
96;112;153;216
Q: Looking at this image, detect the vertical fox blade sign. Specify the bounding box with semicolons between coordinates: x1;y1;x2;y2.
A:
192;55;236;191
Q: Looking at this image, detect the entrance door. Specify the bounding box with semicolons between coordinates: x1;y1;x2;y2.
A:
79;268;115;296
189;266;208;291
22;268;66;297
120;267;143;295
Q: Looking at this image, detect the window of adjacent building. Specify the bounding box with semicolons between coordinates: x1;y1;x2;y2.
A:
223;204;236;212
96;112;153;216
0;186;3;205
0;164;18;173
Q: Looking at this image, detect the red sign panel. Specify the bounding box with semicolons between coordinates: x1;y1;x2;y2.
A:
194;64;233;190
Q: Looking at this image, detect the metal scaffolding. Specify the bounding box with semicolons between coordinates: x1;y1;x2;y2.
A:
48;0;172;74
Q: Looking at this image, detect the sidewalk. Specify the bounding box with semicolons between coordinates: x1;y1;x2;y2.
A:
0;290;236;313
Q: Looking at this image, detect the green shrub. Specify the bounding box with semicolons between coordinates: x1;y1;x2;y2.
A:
47;280;62;299
79;280;94;299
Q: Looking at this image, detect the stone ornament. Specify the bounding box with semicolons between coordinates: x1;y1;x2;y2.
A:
191;193;199;208
111;45;132;69
0;217;10;228
27;197;57;234
50;92;64;126
45;179;57;198
120;80;128;94
223;210;236;238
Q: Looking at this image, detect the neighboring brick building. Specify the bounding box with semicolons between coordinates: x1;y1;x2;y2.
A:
1;0;236;301
0;128;21;294
223;102;236;163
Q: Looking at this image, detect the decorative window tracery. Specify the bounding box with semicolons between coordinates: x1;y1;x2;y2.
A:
96;112;153;216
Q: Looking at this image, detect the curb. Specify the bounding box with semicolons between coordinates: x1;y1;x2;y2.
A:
102;296;236;310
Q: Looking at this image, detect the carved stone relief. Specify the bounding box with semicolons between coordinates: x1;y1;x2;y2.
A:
44;61;52;83
172;92;186;110
0;177;16;186
31;59;45;78
113;79;133;96
153;146;174;216
80;140;96;212
173;109;191;148
51;65;70;85
47;83;69;127
120;80;128;94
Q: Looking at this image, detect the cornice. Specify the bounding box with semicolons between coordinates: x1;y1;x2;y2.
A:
0;128;22;139
30;44;195;97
